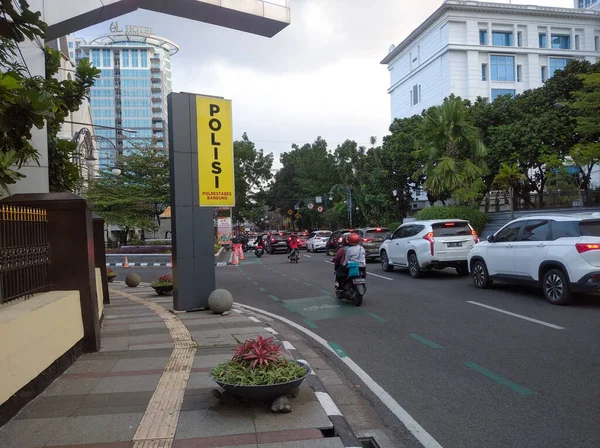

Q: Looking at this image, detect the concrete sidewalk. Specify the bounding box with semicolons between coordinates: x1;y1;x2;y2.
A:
0;283;346;448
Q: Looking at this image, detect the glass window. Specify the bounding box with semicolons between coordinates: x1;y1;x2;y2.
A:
549;58;571;78
122;49;129;67
102;49;111;67
432;222;472;237
541;66;548;82
550;221;579;240
490;55;515;81
551;34;571;50
517;32;523;47
492;31;513;46
141;49;147;67
575;35;580;50
517;65;522;82
539;33;547;48
494;222;523;242
479;30;488;45
491;89;516;101
481;64;487;81
131;49;138;67
392;226;408;239
520;220;550;241
68;42;73;48
579;221;600;236
92;49;100;66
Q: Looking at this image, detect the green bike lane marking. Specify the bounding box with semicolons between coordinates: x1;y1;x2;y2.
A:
328;341;348;358
304;319;318;329
464;362;535;396
409;333;443;349
259;287;267;292
268;294;280;302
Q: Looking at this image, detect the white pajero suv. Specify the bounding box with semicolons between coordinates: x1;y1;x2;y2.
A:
379;220;479;278
468;214;600;305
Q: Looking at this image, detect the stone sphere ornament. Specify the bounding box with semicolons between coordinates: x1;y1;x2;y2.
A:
208;289;233;314
125;273;141;287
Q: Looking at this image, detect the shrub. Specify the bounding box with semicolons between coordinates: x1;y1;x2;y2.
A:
387;221;401;232
214;244;221;254
233;335;281;369
414;206;488;234
106;268;117;278
151;275;173;288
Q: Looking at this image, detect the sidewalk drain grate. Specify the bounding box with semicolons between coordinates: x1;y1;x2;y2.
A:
359;437;380;448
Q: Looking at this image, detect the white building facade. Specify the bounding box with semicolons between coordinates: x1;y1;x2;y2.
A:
382;1;600;120
576;0;600;11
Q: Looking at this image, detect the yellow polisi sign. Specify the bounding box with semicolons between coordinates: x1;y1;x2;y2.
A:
196;96;235;207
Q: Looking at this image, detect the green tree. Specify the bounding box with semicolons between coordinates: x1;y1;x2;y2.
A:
494;163;526;220
86;143;170;242
233;133;273;223
414;96;488;203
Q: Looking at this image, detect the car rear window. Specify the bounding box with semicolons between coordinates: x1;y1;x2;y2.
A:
432;222;472;237
365;229;390;239
315;232;331;237
579;220;600;237
272;233;289;240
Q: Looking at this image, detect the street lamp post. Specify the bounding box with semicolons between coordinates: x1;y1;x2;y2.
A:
328;185;355;228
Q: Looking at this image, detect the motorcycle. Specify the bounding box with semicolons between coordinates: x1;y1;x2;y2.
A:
335;271;366;307
242;242;250;252
254;245;265;258
288;248;300;263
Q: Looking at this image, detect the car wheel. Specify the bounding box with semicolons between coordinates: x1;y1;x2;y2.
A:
471;260;492;289
456;265;469;276
381;251;394;272
542;269;573;305
408;253;422;278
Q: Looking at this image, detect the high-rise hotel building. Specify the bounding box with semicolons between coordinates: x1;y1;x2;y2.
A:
68;26;178;169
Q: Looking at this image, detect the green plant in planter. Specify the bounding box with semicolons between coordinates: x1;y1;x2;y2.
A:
106;268;117;282
212;336;307;386
151;275;173;295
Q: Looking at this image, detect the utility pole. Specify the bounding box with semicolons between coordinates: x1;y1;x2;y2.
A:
347;187;353;228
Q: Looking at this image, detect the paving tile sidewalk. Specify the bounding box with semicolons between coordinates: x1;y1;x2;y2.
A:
0;284;343;448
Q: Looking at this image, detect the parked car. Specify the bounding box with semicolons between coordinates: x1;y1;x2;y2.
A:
266;231;290;254
326;229;363;256
379;220;478;277
297;232;309;249
468;213;600;305
307;230;332;252
358;227;391;260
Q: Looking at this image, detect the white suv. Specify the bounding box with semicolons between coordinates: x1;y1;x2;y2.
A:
379;220;479;278
467;214;600;305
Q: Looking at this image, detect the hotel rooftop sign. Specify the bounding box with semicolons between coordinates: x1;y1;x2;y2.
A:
109;22;154;36
43;0;290;40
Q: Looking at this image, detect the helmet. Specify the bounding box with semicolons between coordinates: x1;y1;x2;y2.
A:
347;233;361;246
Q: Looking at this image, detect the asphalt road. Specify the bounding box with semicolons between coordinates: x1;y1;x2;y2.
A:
213;250;600;448
109;266;171;282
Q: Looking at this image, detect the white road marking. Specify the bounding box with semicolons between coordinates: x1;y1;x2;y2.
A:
232;308;243;314
283;341;296;350
236;303;443;448
324;260;393;281
303;254;312;258
264;326;278;335
466;301;565;330
248;316;261;323
315;391;342;416
368;272;393;281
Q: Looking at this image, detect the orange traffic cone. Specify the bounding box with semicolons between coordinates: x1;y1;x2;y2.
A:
240;244;245;260
123;256;129;268
232;249;239;266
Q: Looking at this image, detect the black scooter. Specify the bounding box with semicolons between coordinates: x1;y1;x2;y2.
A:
334;269;366;307
254;245;265;258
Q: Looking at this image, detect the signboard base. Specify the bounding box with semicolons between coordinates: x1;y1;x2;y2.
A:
168;93;217;311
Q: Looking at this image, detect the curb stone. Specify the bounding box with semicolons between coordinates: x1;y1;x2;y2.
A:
106;262;229;267
235;307;362;448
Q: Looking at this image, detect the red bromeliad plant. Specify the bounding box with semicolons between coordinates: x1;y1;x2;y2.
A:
233;335;282;370
158;275;172;283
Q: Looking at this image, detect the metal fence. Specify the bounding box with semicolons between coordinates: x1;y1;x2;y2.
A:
0;205;50;304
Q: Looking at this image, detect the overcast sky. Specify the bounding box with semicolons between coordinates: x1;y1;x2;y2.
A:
77;0;574;167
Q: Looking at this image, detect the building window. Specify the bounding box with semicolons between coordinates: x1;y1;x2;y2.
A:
549;58;572;78
412;84;421;105
517;32;523;47
131;49;139;67
541;66;548;83
481;64;487;81
539;33;547;48
551;34;571;49
102;49;111;67
492;31;513;46
575;35;580;50
596;36;599;51
517;65;522;82
68;42;73;48
92;49;100;66
122;49;129;67
491;89;516;101
141;49;148;67
490;55;515;81
479;30;488;45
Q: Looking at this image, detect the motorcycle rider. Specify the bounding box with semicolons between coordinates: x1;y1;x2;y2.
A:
334;233;365;290
287;233;300;260
332;235;349;290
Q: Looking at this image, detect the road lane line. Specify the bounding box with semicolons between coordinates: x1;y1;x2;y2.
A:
466;301;564;330
283;341;296;350
324;260;334;264
304;254;312;258
315;391;342;416
368;272;393;281
264;327;278;335
464;362;535;396
409;333;443;349
248;316;261;323
236;303;444;448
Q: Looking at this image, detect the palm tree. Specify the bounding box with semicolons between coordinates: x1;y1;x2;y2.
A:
414;97;488;201
494;163;526;220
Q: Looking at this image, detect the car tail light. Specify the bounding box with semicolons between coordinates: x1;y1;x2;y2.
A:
338;237;343;243
257;245;263;249
576;243;600;253
271;238;276;243
424;232;434;255
471;230;479;244
362;238;373;243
